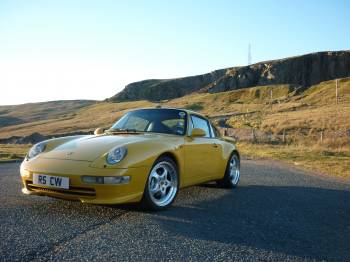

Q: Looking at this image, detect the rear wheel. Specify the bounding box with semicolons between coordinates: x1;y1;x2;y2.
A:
141;156;179;211
217;153;240;188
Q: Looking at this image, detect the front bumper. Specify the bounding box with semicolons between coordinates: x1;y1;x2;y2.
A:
20;158;150;204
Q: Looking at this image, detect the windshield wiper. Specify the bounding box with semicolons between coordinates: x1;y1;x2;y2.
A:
106;128;140;133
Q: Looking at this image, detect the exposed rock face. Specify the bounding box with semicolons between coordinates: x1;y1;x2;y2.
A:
208;50;350;93
108;69;227;102
109;50;350;101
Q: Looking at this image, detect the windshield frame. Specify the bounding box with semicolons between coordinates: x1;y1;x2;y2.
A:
109;108;188;136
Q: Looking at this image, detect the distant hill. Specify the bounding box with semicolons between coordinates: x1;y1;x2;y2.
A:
0;50;349;143
0;77;349;141
107;69;228;102
108;50;350;102
0;100;96;129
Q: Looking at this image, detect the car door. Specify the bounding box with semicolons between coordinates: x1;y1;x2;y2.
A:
208;121;227;179
184;114;222;184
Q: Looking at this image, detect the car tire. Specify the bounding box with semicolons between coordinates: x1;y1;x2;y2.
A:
141;156;179;211
217;152;240;188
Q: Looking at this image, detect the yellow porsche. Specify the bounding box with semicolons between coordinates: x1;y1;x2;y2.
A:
20;108;240;210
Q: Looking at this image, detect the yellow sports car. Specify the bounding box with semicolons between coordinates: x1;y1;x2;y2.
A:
20;108;240;210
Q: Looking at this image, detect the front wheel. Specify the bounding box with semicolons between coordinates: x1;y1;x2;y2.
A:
217;153;240;188
141;157;179;211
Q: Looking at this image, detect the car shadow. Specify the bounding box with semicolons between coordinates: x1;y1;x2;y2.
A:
9;178;350;261
149;184;350;261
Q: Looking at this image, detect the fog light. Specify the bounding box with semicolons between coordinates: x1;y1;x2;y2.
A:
81;176;104;184
81;176;130;184
104;177;122;184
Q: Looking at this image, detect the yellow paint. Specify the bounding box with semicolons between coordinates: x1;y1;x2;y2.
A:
20;109;239;204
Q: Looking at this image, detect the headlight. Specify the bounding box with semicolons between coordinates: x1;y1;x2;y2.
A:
106;146;127;164
27;142;46;159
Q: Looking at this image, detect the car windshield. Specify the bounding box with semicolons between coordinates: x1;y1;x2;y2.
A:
110;109;187;136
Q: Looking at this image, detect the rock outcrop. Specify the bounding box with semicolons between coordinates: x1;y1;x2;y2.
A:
109;50;350;101
108;69;227;102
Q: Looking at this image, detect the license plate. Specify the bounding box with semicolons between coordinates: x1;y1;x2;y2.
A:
33;174;69;189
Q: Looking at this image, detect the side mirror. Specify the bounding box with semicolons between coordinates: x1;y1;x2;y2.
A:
94;128;104;135
191;128;206;137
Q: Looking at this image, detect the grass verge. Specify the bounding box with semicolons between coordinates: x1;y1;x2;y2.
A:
0;144;31;161
237;142;350;179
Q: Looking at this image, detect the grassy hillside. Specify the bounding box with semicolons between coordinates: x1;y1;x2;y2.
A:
0;100;155;138
226;78;350;140
0;100;96;129
0;78;349;139
0;78;349;178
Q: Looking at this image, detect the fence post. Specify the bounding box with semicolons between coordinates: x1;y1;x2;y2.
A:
270;89;273;110
320;131;323;142
282;129;286;143
336;79;338;105
251;128;256;143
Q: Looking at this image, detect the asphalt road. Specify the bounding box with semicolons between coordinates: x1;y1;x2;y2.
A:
1;160;349;261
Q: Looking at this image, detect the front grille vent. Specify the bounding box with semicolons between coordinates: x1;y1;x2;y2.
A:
26;181;96;197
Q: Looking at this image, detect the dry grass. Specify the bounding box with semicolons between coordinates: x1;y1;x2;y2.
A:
238;142;350;179
302;77;350;105
0;100;155;138
0;100;95;127
0;144;31;160
1;77;349;139
0;77;349;178
261;105;350;134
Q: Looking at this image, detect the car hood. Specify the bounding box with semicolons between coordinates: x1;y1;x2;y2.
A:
40;134;153;161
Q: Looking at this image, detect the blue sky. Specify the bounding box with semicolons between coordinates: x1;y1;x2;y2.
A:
0;0;349;105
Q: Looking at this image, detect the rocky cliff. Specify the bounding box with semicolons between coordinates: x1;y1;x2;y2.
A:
109;50;350;102
108;69;228;102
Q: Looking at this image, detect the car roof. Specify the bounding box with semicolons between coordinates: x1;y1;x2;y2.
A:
131;107;208;119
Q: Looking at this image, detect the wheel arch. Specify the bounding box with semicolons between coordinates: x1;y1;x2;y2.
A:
223;149;240;177
157;152;180;170
156;151;182;186
232;149;240;161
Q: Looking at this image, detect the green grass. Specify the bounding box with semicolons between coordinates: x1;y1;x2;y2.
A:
185;102;204;111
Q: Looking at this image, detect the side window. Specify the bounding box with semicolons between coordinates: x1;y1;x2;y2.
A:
162;119;185;135
190;115;211;138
